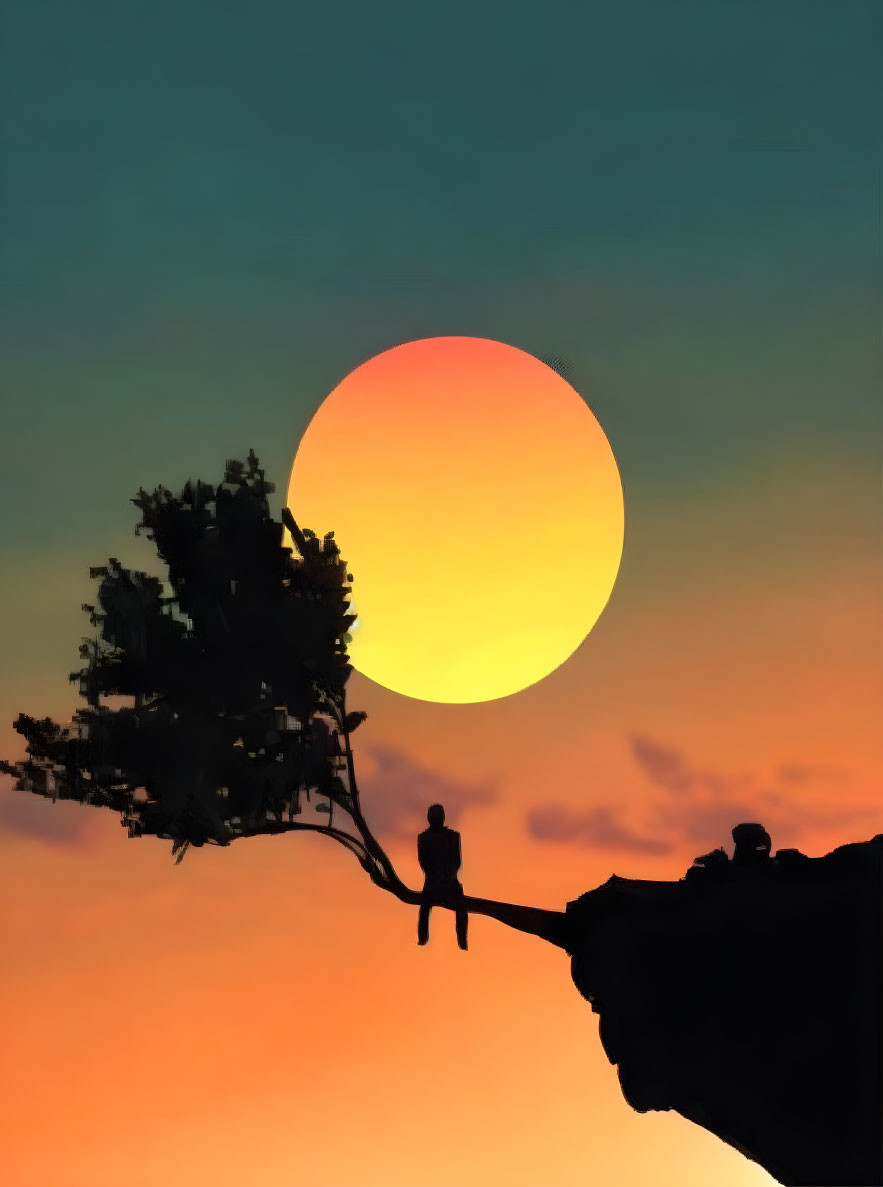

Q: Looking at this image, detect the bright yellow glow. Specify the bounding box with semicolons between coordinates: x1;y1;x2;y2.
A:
287;336;624;703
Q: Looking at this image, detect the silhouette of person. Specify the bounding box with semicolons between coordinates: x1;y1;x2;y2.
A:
732;822;772;867
417;804;468;950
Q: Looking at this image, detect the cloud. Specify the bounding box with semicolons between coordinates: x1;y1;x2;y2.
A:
629;734;750;797
0;783;96;849
777;763;850;785
524;735;874;858
649;793;871;850
628;736;693;792
527;804;673;854
357;745;496;841
635;736;871;854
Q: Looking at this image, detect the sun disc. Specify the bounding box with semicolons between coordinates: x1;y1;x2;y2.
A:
286;336;624;703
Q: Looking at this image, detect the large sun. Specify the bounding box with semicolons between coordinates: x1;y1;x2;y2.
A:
286;336;624;703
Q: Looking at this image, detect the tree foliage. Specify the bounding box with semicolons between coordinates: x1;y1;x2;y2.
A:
0;452;387;876
0;450;568;940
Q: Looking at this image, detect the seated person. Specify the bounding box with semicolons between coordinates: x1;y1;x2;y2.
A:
417;804;468;950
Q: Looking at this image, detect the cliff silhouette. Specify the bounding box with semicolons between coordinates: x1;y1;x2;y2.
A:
566;833;883;1186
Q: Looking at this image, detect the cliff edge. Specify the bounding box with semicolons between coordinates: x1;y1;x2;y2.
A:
567;833;882;1186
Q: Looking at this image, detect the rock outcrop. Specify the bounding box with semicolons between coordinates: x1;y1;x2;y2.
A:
567;836;882;1186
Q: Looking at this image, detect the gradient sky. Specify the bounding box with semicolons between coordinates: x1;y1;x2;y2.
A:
1;3;880;1186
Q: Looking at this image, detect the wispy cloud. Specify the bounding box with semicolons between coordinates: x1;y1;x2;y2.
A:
629;734;750;797
627;736;692;793
524;735;875;858
527;804;673;854
777;762;850;785
652;792;871;850
0;784;97;849
357;745;496;840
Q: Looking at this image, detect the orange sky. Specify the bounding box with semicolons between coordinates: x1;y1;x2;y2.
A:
1;824;780;1187
2;454;879;1186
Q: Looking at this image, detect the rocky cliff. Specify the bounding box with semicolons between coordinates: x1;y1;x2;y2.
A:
567;837;882;1186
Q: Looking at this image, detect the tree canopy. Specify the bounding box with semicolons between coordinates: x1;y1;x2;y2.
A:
0;452;392;875
1;450;569;945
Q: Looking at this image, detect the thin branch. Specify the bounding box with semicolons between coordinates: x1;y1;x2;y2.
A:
335;692;407;890
318;712;572;950
228;817;369;858
374;879;572;951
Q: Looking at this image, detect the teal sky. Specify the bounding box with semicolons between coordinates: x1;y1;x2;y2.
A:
3;2;879;555
1;1;879;751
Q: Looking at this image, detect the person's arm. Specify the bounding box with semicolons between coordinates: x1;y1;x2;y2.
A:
454;830;462;874
418;832;429;876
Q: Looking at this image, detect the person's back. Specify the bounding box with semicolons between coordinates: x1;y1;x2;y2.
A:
418;823;461;884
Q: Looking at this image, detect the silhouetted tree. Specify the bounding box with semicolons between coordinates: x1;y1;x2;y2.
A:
0;451;564;941
1;452;398;883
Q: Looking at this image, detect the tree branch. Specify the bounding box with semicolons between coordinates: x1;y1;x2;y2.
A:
313;696;573;949
254;774;573;950
374;878;572;951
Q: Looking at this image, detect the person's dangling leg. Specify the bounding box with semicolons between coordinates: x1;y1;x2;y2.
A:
454;885;468;950
417;900;431;946
455;905;468;950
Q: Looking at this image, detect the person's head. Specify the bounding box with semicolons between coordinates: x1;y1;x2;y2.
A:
732;822;771;864
427;803;445;828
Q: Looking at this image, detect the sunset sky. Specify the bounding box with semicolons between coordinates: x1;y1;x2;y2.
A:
1;4;880;1186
